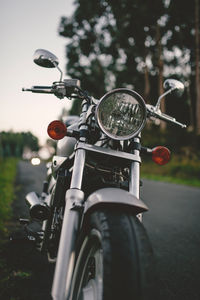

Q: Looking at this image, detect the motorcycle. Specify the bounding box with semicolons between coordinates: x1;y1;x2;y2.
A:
22;49;186;300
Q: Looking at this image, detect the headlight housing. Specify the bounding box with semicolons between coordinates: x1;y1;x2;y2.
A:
96;88;147;140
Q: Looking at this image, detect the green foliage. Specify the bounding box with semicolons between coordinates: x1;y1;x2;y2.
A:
0;158;18;234
141;156;200;187
0;131;39;158
142;125;200;156
141;125;200;186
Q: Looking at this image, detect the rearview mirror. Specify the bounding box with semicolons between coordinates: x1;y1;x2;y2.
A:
155;79;185;111
33;49;59;68
163;79;184;97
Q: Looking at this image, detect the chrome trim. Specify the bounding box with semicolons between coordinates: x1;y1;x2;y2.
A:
129;161;140;197
25;192;50;221
52;156;68;173
70;149;86;189
129;137;140;198
76;142;141;163
96;88;147;140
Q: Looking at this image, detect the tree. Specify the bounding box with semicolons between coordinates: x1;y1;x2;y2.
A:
0;131;39;158
166;0;200;133
60;1;168;113
195;0;200;134
59;0;199;133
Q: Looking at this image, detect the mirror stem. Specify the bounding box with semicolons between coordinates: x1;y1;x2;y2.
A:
52;60;63;82
155;87;176;111
57;65;63;82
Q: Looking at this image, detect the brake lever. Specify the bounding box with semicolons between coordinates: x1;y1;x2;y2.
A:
22;79;89;102
52;79;82;99
22;83;68;99
52;82;67;99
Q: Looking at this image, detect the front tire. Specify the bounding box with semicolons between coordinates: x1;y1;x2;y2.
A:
70;209;155;300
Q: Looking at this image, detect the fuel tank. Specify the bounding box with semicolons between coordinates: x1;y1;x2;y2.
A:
56;117;79;157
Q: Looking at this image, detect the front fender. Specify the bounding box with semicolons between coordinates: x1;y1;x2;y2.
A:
84;188;148;215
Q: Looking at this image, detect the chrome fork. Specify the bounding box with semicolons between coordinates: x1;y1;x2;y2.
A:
129;136;142;221
52;101;89;300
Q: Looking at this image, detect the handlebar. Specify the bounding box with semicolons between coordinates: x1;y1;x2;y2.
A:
22;86;53;94
146;104;187;128
22;81;187;129
22;79;81;99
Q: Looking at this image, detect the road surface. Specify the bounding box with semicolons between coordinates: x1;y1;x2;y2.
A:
142;179;200;300
11;161;200;299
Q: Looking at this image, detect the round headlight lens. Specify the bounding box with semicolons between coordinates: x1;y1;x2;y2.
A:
96;88;147;140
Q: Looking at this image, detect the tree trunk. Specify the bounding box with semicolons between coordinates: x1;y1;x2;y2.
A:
156;24;166;130
143;59;152;129
187;82;195;130
195;0;200;135
144;61;150;102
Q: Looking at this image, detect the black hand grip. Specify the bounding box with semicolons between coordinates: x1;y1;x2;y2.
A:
22;86;53;94
32;85;52;89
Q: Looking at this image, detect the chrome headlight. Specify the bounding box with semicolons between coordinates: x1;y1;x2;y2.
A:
96;88;147;140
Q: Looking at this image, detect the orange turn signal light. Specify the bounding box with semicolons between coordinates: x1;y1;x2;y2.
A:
152;146;170;165
47;120;67;140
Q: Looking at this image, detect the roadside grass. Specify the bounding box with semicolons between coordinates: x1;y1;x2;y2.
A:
0;157;18;235
0;157;21;299
141;155;200;187
0;158;52;300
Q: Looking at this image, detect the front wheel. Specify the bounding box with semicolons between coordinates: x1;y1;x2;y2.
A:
70;209;155;300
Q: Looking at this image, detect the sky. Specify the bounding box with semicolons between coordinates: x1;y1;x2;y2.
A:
0;0;75;145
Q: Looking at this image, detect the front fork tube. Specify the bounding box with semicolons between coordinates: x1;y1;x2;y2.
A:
129;137;142;221
129;160;140;198
52;148;86;300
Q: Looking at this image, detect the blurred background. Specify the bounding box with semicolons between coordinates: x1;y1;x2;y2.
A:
0;0;200;183
0;0;74;159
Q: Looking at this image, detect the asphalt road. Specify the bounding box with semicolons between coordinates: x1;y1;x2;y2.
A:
11;161;200;300
13;160;46;220
142;179;200;300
